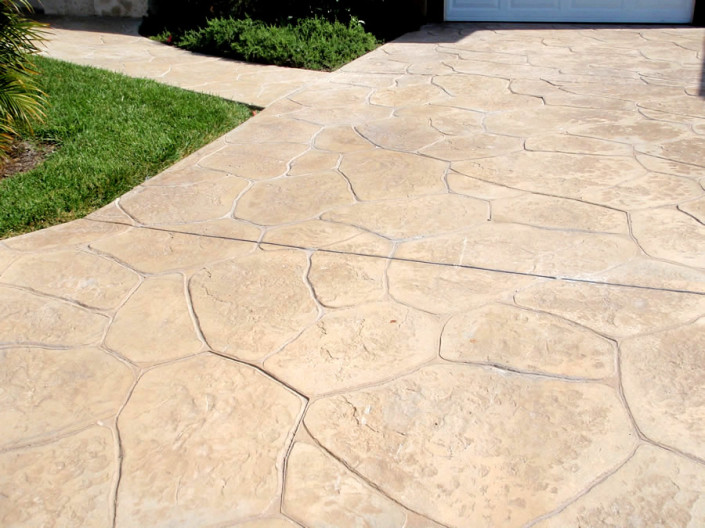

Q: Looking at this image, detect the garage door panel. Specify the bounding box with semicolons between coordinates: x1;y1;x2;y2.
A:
446;0;694;22
510;0;561;9
570;0;623;9
635;0;690;8
454;0;500;7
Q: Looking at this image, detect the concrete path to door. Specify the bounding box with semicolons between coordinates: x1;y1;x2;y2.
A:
37;17;330;107
1;17;705;528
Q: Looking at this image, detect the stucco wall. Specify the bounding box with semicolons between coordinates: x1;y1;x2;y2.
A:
35;0;147;17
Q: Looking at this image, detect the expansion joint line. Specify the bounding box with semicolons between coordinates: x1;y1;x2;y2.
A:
87;218;705;298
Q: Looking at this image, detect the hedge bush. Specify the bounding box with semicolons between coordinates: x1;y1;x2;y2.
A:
143;0;422;42
177;17;378;71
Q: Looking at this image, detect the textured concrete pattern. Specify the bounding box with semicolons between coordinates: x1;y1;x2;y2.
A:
38;17;329;107
2;19;705;528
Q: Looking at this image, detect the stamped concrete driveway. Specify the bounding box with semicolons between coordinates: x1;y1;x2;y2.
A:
1;21;705;528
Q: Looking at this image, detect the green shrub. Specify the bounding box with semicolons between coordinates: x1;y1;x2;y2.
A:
144;0;351;33
0;0;46;157
142;0;422;44
177;17;378;71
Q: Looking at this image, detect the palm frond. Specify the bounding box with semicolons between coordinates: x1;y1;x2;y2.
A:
0;0;47;156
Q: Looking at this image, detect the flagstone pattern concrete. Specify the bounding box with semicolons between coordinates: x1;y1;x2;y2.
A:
1;19;705;528
39;17;329;107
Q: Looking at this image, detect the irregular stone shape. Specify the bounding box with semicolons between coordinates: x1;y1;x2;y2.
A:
323;232;392;256
441;304;615;378
0;246;19;274
575;120;690;145
309;252;387;307
225;117;320;145
535;445;705;528
357;117;444;152
640;97;705;119
394;105;484;136
290;103;392;127
339;150;447;200
394;233;463;264
1;250;139;310
284;443;408;527
4;219;129;252
681;197;705;223
0;347;132;448
638;137;705;167
329;72;397;89
454;152;644;199
86;201;136;224
341;56;409;75
621;319;705;460
370;83;449;107
314;126;374;153
631;208;705;268
119;177;248;224
636;153;704;179
264;302;439;395
288;150;340;176
236;172;354;226
433;91;542;112
397;225;637;277
524;134;633;156
105;275;202;364
0;287;108;346
509;78;561;98
160;218;261;241
0;427;115;528
305;364;636;528
431;73;541;112
420;134;523;161
637;107;705;129
444;59;561;84
515;281;705;338
91;228;254;273
158;136;228;171
190;250;318;360
231;518;299;528
581;173;704;210
143;165;229;186
262;220;390;254
492;194;628;233
289;85;371;108
388;260;535;315
544;92;635;111
199;143;308;180
455;49;528;64
323;194;488;240
447;171;526;200
591;257;705;294
116;355;303;528
484;107;623;137
556;80;682;101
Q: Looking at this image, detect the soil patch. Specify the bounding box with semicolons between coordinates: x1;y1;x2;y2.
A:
0;140;56;180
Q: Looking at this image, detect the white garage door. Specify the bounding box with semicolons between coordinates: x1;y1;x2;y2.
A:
445;0;695;23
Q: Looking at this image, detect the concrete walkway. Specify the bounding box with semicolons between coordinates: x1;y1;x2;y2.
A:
2;18;705;528
39;17;329;107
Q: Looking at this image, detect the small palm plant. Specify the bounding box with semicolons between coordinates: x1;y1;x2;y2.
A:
0;0;46;158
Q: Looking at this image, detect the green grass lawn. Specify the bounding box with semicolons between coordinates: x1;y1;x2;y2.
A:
0;56;252;239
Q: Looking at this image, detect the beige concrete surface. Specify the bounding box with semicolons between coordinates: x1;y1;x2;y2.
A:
38;17;329;107
1;18;705;527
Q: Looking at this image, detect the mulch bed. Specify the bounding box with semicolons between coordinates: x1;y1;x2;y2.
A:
0;140;56;180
